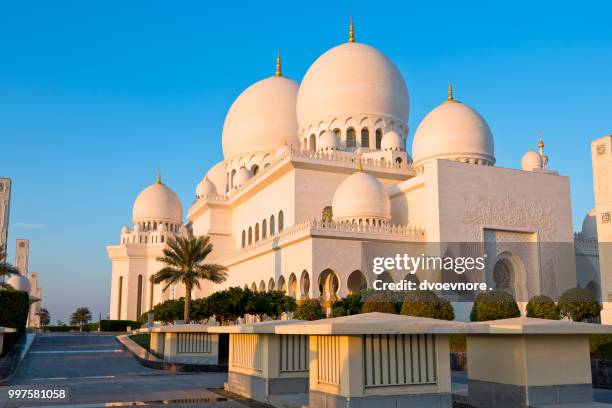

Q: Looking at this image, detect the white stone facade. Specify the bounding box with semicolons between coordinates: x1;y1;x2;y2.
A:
107;31;585;321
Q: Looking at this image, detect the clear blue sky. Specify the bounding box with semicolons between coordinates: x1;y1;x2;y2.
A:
1;1;611;323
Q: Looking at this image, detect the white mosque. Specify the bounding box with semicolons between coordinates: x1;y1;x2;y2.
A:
107;21;605;321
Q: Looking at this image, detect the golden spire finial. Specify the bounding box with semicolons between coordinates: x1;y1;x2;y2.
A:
448;82;454;101
275;48;282;77
156;171;162;184
349;16;355;43
357;157;363;172
538;130;544;154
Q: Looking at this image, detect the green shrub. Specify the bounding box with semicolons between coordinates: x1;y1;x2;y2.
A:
246;290;297;320
0;289;30;355
558;287;602;322
99;319;140;332
591;334;612;359
294;299;325;320
148;298;185;324
470;290;521;321
332;293;363;315
361;291;398;314
400;290;455;320
332;306;347;317
526;295;560;320
82;322;99;332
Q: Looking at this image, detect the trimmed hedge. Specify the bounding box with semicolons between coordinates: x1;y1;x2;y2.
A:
0;289;30;355
99;319;139;332
294;299;325;321
558;287;602;322
400;290;455;320
470;290;521;321
45;325;78;332
526;295;560;320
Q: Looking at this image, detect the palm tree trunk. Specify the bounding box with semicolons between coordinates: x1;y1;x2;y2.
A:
184;282;192;323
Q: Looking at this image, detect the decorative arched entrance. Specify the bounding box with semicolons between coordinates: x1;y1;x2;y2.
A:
347;270;368;294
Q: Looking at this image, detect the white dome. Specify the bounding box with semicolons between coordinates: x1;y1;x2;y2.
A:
381;130;403;151
332;169;391;223
297;42;409;131
412;97;495;168
205;162;227;194
7;274;30;293
121;225;129;234
274;143;291;159
222;76;299;160
132;178;183;224
521;148;543;171
196;177;217;198
318;131;339;151
582;208;598;240
234;167;252;188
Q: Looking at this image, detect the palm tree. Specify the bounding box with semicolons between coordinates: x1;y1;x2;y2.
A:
151;234;228;322
70;307;92;331
0;248;19;289
37;308;51;327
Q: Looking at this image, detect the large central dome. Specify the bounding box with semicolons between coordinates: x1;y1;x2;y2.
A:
297;42;409;133
222;75;299;160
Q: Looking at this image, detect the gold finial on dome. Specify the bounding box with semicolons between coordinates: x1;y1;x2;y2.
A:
275;48;282;77
538;130;544;154
349;16;355;43
357;157;363;172
444;82;459;103
156;171;162;184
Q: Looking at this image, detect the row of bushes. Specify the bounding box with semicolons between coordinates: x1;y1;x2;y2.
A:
0;289;30;356
138;288;297;325
99;320;139;332
293;287;602;322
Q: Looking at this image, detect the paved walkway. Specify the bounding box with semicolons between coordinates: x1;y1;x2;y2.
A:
0;333;243;408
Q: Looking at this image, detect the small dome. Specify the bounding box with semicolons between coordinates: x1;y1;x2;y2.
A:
196;177;217;198
582;208;598;240
6;274;30;293
297;42;409;131
412;93;495;168
381;130;403;151
521;148;543;171
332;169;390;223
274;143;291;159
318;131;339;151
205;162;227;194
222;76;299;160
121;226;129;234
234;167;252;188
132;177;183;224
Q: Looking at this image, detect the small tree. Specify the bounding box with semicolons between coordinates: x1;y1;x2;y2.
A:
246;291;296;321
470;290;521;322
151;234;228;322
208;287;251;325
400;290;455;320
150;298;185;323
333;293;363;316
361;291;398;314
295;299;325;320
0;248;19;289
526;295;560;320
558;287;602;322
70;307;92;331
191;297;213;323
37;307;51;327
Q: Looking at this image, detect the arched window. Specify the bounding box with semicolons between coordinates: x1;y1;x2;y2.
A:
248;227;253;245
309;134;316;152
376;129;383;149
333;128;341;139
231;169;237;189
251;165;259;176
117;276;123;320
136;275;143;317
270;215;275;236
255;223;260;242
361;128;369;148
278;211;284;232
241;230;246;247
149;281;155;309
262;219;267;239
346;128;356;148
